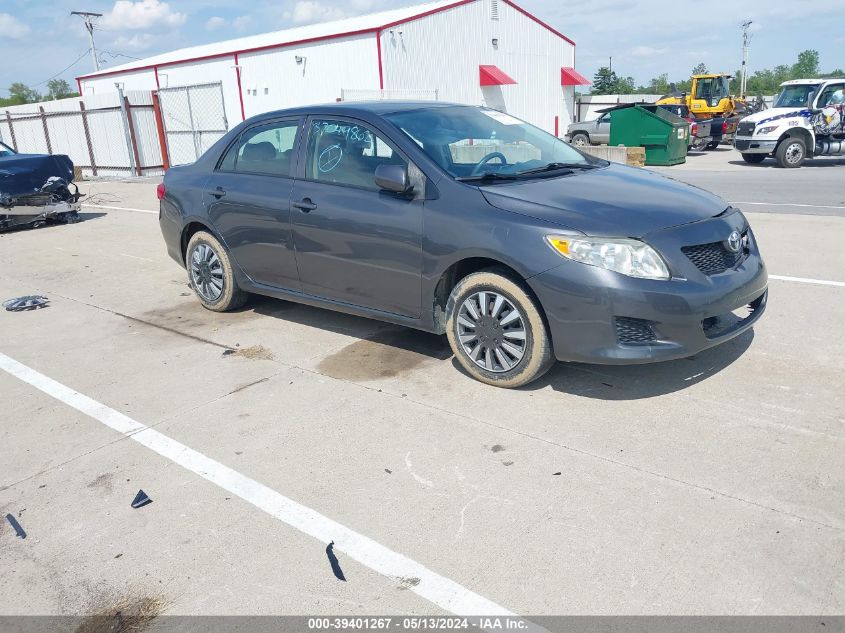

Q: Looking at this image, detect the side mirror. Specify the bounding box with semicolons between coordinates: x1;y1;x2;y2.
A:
374;164;412;194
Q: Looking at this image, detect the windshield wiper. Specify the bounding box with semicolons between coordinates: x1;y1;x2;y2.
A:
455;172;519;183
515;162;599;176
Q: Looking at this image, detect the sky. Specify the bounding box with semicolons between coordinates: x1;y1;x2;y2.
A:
1;0;843;98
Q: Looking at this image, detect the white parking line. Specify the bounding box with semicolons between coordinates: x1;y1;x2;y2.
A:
0;352;517;620
84;204;158;215
733;201;845;210
770;275;845;288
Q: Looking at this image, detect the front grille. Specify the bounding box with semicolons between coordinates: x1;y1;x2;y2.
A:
735;140;751;151
682;234;746;276
615;317;657;345
737;121;755;136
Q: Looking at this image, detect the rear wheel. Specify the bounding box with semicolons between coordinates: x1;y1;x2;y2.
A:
705;140;720;150
775;137;806;168
741;153;766;164
445;270;554;388
570;133;590;147
186;230;248;312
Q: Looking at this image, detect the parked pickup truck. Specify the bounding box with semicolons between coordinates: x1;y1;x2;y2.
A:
734;78;845;168
566;105;712;151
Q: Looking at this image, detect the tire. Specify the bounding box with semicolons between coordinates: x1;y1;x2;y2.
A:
445;270;554;388
741;153;766;164
775;137;806;168
569;133;590;147
186;230;248;312
705;141;720;150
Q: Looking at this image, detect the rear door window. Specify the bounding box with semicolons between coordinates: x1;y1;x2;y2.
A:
219;120;300;176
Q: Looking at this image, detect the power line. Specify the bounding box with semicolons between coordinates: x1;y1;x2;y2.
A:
32;48;92;88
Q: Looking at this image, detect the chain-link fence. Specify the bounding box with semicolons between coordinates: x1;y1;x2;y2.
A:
0;91;165;179
158;82;229;166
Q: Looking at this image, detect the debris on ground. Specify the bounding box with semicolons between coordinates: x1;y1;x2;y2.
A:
325;541;346;581
131;490;152;509
0;153;82;232
221;345;273;360
3;295;49;312
73;594;168;633
397;576;421;590
5;513;26;539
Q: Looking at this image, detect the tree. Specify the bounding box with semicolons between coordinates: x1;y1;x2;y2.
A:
647;73;671;95
591;67;618;95
46;79;74;100
616;76;636;95
6;83;41;105
692;62;708;75
792;50;820;78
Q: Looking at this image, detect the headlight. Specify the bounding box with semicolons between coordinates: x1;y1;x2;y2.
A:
757;125;779;135
546;236;670;280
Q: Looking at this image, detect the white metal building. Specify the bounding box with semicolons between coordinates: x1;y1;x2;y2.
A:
77;0;587;136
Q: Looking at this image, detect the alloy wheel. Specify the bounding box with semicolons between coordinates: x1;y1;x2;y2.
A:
456;291;527;373
190;243;224;302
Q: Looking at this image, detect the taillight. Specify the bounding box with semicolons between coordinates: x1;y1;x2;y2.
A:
721;121;728;134
691;123;698;136
156;183;166;200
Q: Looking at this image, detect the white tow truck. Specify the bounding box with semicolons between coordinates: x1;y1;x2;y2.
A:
734;78;845;167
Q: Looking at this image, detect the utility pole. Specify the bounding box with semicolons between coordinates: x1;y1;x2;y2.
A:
740;20;753;98
71;11;103;72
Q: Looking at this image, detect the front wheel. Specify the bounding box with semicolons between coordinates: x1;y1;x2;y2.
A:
186;230;248;312
446;271;554;388
569;133;590;147
775;137;806;168
741;153;766;164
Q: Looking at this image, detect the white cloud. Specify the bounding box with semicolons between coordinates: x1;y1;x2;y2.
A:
0;13;31;39
205;16;225;31
233;15;253;32
111;33;158;51
101;0;186;31
287;1;346;25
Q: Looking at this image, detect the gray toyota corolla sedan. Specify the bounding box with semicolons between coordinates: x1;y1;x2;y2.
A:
158;102;767;388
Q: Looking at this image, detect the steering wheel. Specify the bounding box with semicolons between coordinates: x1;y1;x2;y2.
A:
469;152;508;177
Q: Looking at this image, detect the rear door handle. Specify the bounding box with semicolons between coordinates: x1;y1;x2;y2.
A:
293;198;317;212
210;186;226;199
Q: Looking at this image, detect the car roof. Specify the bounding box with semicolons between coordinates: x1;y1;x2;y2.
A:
254;100;469;120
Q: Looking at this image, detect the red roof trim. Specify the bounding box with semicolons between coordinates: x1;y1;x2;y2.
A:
77;0;477;83
480;65;517;86
501;0;575;47
561;67;590;86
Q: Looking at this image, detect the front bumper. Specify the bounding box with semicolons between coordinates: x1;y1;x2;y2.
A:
527;211;768;364
734;137;778;154
0;200;80;231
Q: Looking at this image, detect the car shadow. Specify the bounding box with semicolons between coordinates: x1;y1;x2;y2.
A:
246;296;753;398
529;328;754;400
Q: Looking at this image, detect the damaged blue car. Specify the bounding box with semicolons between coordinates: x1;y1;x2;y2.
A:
0;140;81;231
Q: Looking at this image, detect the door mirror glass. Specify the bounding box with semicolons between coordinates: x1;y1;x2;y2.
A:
374;164;411;194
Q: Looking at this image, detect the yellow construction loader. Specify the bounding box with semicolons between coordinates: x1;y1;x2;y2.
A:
657;74;749;148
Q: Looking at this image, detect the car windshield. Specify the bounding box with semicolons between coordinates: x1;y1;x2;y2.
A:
0;141;15;157
774;85;818;108
384;105;600;182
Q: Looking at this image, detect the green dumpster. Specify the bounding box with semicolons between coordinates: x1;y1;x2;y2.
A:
607;104;688;166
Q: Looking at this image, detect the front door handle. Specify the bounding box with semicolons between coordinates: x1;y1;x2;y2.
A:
293;198;317;212
210;186;226;199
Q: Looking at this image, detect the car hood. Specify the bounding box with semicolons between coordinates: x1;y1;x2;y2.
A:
0;153;75;199
480;163;728;237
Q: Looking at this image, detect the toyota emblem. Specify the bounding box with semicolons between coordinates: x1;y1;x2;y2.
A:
726;231;742;253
